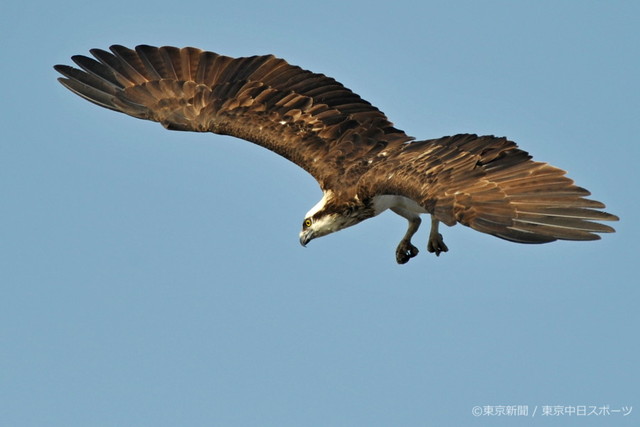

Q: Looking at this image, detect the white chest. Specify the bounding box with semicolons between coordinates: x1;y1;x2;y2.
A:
372;195;428;216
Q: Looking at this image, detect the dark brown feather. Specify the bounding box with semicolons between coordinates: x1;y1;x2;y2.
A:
55;44;412;190
360;134;618;243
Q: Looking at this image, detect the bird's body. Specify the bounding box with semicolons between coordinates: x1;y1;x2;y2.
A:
55;45;618;263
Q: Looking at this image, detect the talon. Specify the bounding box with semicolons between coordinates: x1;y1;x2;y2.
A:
427;233;449;256
396;241;419;264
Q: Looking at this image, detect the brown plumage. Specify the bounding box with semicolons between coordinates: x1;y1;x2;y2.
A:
55;45;618;263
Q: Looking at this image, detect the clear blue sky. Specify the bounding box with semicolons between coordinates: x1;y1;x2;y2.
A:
2;1;638;426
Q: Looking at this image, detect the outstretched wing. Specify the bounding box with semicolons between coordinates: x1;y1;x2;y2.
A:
361;134;618;242
54;45;413;190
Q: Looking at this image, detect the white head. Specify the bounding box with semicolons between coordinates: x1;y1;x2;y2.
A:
298;190;370;246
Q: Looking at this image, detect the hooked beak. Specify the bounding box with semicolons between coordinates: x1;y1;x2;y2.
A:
299;230;314;247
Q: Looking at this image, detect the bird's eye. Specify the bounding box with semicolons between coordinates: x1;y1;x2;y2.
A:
303;218;312;228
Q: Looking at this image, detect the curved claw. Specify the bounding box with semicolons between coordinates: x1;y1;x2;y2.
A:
427;232;449;256
396;241;419;264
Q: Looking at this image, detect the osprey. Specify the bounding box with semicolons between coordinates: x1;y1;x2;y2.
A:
55;45;618;264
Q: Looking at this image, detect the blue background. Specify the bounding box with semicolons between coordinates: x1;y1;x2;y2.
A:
2;1;638;425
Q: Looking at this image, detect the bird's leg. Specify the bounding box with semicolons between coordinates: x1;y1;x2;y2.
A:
391;208;421;264
427;216;448;256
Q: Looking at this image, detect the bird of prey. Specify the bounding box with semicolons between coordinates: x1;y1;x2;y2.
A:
55;45;618;264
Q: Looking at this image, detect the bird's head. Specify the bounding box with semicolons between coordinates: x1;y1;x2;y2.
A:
299;212;351;246
299;191;371;247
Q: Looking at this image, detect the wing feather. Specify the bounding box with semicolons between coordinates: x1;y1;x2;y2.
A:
55;44;412;189
110;45;155;83
361;134;618;243
55;64;118;111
